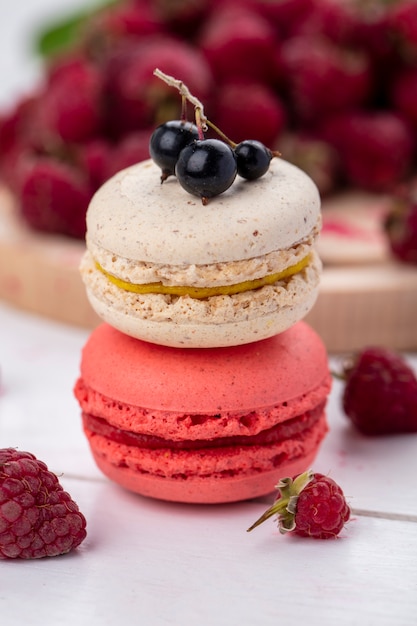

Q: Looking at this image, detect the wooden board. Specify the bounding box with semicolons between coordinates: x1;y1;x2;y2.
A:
0;186;99;330
1;185;416;352
307;191;417;352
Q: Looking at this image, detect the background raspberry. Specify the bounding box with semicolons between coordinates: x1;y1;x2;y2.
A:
0;0;417;242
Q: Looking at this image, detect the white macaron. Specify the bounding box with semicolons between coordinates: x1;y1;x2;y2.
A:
80;157;322;347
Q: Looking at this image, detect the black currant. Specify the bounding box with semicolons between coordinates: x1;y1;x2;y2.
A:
175;139;237;204
234;140;273;181
149;120;199;182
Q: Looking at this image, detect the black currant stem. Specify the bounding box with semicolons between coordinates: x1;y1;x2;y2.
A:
180;95;188;123
205;119;281;157
153;67;282;157
205;119;238;148
153;68;208;129
194;107;206;141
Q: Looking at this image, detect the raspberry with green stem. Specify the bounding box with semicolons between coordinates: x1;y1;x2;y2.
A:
247;470;350;539
247;470;314;533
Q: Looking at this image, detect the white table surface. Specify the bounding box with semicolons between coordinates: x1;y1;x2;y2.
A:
1;2;417;624
1;299;417;626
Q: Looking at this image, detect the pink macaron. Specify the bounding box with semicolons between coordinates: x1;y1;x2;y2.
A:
74;321;331;503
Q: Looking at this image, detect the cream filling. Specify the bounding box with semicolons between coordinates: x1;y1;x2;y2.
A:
86;222;319;289
80;249;322;324
94;254;311;299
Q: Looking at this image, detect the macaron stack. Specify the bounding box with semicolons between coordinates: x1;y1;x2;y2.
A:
74;154;331;503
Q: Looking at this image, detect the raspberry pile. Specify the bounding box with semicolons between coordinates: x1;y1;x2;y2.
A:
341;347;417;436
247;470;350;539
0;448;87;559
1;0;417;238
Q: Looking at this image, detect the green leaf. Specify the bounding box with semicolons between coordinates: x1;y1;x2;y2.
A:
35;0;119;58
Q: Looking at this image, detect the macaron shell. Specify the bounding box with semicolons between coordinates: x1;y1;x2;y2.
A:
76;372;331;442
87;439;325;504
76;321;330;503
79;321;329;414
86;158;320;265
84;281;319;348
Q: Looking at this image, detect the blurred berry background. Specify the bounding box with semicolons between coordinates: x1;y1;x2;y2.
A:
0;0;417;248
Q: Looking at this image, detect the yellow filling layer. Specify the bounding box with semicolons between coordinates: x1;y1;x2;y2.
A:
95;254;310;299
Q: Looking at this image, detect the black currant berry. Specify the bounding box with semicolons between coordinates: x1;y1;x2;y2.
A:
175;139;237;204
234;140;273;180
149;120;199;182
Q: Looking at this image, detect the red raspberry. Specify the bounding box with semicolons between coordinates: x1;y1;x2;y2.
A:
321;111;414;192
279;132;338;196
0;95;37;156
254;0;313;38
33;58;103;145
0;448;87;559
342;347;417;435
280;35;372;124
387;0;417;60
391;68;417;130
384;184;417;265
19;157;93;239
292;473;350;539
213;80;286;146
104;130;153;179
291;0;358;45
76;139;112;190
77;131;152;188
152;0;210;37
198;6;277;84
247;470;350;540
103;37;212;138
83;0;164;51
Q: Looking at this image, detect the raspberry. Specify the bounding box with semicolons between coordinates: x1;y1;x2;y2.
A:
280;35;372;124
384;186;417;265
279;132;338;197
19;157;93;239
154;0;210;37
391;68;417;130
247;470;350;539
34;58;103;145
103;37;212;138
255;0;313;38
291;473;350;539
199;6;277;84
76;139;112;190
0;448;87;559
342;347;417;435
84;0;163;50
106;129;155;179
0;95;37;156
292;0;358;44
214;81;286;146
387;0;417;60
321;111;414;192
